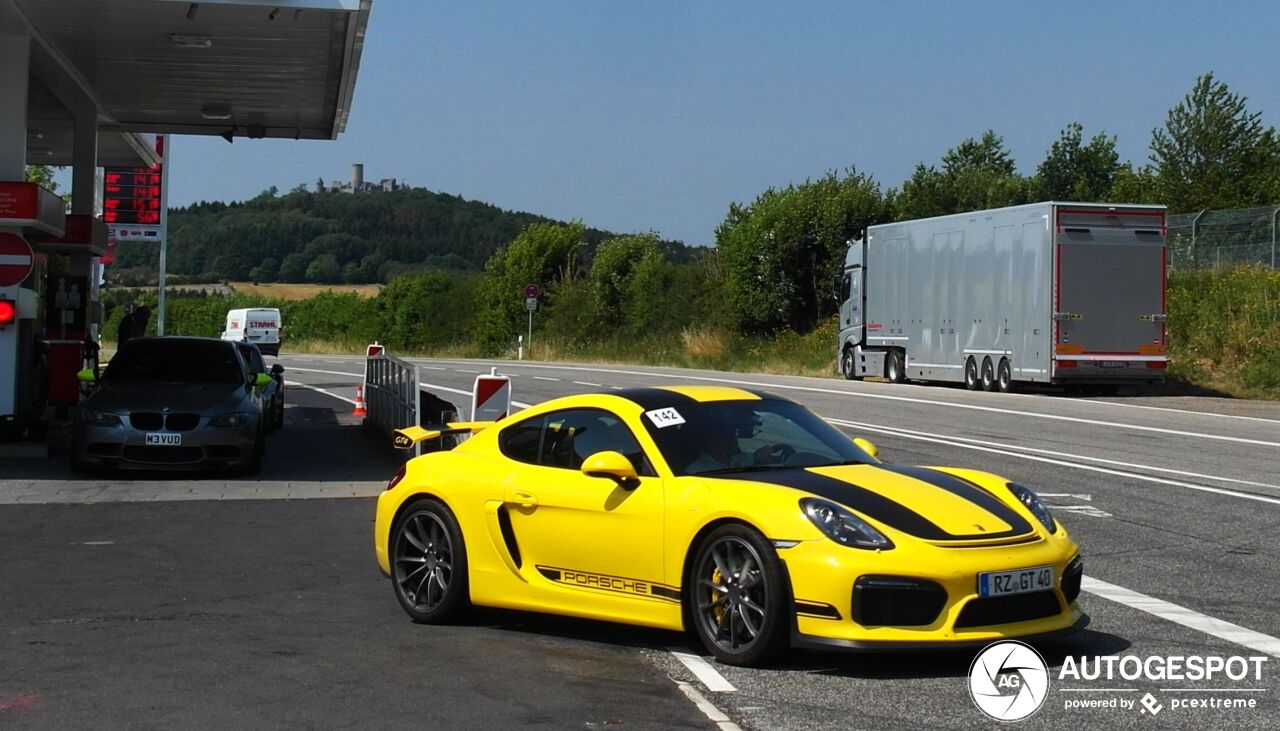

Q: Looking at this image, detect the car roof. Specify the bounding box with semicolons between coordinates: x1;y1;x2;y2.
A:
609;385;786;411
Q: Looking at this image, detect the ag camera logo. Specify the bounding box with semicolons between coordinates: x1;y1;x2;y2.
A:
969;641;1050;722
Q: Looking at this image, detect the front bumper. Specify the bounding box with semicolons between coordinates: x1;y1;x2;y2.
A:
781;534;1086;648
74;416;259;470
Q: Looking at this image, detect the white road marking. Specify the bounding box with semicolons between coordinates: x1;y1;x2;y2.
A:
406;361;1279;448
1082;576;1280;658
1075;398;1280;424
1051;505;1112;518
675;682;742;731
829;418;1280;507
420;366;447;371
283;367;536;409
668;649;736;692
76;541;115;546
285;379;356;405
573;381;603;387
456;369;482;374
533;376;559;382
1040;493;1092;501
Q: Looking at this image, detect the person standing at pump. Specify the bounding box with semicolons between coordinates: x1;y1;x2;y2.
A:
117;306;150;347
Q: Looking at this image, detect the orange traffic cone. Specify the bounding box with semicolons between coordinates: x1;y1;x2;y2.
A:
352;384;368;418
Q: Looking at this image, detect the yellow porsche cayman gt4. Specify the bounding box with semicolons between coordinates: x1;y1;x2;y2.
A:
373;386;1086;666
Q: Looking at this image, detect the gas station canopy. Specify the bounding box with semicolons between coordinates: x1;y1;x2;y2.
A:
8;0;371;165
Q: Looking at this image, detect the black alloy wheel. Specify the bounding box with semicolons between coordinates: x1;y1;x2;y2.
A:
980;357;996;392
690;524;787;666
964;357;980;390
997;358;1013;393
392;499;469;623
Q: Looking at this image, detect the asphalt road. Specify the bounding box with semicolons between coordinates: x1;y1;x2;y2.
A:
3;354;1278;729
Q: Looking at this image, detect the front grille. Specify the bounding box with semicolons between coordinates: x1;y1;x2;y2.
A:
129;413;163;430
955;591;1062;628
1062;556;1084;604
122;446;203;464
852;576;947;627
165;413;200;431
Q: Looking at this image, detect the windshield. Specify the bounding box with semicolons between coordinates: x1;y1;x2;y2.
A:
640;399;874;476
104;339;245;385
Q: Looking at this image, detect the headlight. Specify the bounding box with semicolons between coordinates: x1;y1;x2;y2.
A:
800;498;894;550
1007;482;1056;533
210;413;252;427
84;410;121;427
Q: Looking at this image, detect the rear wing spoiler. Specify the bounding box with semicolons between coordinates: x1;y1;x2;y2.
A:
393;422;496;450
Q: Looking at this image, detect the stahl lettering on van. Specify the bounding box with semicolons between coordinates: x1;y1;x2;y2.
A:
220;308;283;356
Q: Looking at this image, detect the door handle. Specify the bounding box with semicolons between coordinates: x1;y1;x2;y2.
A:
510;490;538;508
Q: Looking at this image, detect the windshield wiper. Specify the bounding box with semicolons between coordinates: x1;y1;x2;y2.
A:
692;465;798;476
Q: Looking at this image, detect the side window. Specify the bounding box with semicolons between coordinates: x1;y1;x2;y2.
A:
540;409;654;476
840;273;852;302
499;415;544;465
235;346;253;376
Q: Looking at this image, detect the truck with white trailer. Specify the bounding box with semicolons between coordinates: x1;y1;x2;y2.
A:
836;202;1168;392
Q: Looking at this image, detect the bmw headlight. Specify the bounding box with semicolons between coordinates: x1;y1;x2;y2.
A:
800;498;894;550
210;413;252;428
1007;482;1057;533
84;410;121;427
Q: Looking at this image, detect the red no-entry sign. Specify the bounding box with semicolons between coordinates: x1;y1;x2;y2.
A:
0;233;34;287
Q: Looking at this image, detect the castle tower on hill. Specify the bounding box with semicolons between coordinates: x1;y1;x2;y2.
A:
328;163;401;194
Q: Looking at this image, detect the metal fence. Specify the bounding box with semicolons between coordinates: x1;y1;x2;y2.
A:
1167;206;1280;269
364;353;423;457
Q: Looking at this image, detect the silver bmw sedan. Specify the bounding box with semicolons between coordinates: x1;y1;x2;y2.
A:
72;337;272;474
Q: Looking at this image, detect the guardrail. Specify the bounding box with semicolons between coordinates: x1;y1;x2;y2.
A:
364;353;423;457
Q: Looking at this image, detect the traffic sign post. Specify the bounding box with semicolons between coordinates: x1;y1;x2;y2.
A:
523;284;540;360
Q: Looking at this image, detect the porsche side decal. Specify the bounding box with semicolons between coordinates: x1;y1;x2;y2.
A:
536;566;681;602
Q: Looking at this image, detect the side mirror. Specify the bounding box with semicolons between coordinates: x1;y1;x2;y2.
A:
254;373;273;388
832;274;842;302
582;450;639;488
853;436;879;460
271;364;284;375
76;368;96;383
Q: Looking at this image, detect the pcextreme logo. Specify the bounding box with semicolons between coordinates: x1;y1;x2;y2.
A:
969;641;1050;722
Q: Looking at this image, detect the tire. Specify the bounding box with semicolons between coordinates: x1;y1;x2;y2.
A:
996;358;1013;393
391;498;470;624
980;357;996;392
243;429;265;475
886;350;907;384
964;357;979;391
688;523;789;667
840;347;860;381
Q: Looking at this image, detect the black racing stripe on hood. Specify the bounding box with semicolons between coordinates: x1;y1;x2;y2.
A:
613;387;697;411
707;468;953;540
874;465;1034;538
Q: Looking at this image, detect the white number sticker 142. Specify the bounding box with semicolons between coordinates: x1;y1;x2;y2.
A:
645;407;686;429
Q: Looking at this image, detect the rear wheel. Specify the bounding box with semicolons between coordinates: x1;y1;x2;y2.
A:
964;357;979;391
689;524;788;667
886;350;907;384
392;498;470;624
980;357;996;392
996;358;1013;393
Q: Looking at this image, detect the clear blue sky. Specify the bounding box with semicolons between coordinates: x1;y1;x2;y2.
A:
166;0;1280;245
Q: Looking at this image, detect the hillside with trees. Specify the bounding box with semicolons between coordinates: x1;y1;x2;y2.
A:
108;185;693;285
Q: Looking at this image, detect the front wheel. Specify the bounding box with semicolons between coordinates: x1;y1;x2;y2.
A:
392;498;470;624
840;348;860;381
689;524;788;667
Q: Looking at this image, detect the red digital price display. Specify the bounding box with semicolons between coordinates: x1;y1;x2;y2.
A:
103;166;163;225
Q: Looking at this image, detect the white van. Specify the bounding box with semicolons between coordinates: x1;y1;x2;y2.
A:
221;308;283;356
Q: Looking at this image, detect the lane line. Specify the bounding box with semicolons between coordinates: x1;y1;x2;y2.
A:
404;361;1279;449
1082;576;1280;658
573;381;604;387
668;649;737;692
534;376;560;382
837;421;1280;493
284;379;356;405
675;684;742;731
1076;398;1280;425
828;418;1280;507
456;369;482;374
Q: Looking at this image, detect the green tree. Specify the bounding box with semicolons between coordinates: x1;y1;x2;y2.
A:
589;233;659;326
477;222;585;348
279;253;309;282
895;131;1034;219
1037;123;1124;201
24;164;59;192
249;257;279;282
1149;72;1276;211
305;253;342;283
716;169;890;333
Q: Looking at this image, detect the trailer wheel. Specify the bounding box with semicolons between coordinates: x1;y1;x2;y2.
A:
886;351;907;384
997;358;1013;393
980;357;996;392
964;357;979;391
841;347;860;381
